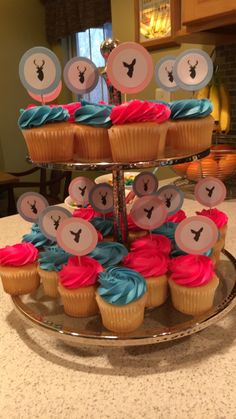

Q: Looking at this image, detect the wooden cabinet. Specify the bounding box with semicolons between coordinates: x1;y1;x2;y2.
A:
182;0;236;25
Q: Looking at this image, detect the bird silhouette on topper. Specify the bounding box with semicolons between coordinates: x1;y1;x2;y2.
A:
144;206;154;220
70;229;82;243
78;185;87;197
190;227;203;242
205;186;215;198
123;58;136;78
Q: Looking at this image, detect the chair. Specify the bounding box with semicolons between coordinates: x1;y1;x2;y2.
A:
0;167;72;216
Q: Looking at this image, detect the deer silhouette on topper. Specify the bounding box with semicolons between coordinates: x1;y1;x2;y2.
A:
165;66;174;83
70;229;82;243
205;186;215;198
51;215;61;230
143;179;150;192
78;185;87;197
164;194;173;208
144;206;154;220
187;60;198;79
122;58;136;78
27;200;38;214
99;191;108;206
33;59;45;82
77;66;87;84
191;227;203;242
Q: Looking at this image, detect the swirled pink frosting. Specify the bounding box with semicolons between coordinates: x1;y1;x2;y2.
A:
110;100;171;125
59;256;103;289
26;102;81;122
196;208;228;228
166;210;187;223
130;234;171;256
73;206;101;221
123;250;168;277
169;255;214;287
0;242;38;266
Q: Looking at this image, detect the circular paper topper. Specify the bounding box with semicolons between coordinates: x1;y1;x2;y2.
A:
89;183;113;214
38;206;71;241
68;177;95;207
56;218;98;256
155;56;179;92
27;80;62;103
155;185;184;216
175;215;218;255
63;57;99;95
106;41;153;94
19;46;61;95
17;192;48;223
133;172;158;197
173;49;213;91
194;176;227;207
130;195;167;231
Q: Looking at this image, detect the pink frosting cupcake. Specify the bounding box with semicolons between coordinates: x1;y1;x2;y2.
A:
130;234;171;256
58;256;103;317
108;100;170;162
166;209;187;223
0;242;39;295
168;255;219;315
123;250;169;308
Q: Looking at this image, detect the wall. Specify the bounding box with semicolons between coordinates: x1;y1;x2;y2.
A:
0;0;48;172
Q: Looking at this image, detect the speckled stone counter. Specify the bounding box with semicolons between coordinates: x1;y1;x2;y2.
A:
0;196;236;419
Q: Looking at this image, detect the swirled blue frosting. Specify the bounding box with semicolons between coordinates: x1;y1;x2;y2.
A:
22;223;55;248
89;242;128;268
38;245;71;272
90;217;114;236
98;266;147;305
171;244;213;258
168;99;213;120
18;106;69;129
152;222;177;242
74;100;112;128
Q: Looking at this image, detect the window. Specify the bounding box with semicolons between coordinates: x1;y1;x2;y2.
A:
75;23;112;103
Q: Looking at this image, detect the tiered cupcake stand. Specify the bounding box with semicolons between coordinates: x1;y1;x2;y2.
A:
11;146;236;347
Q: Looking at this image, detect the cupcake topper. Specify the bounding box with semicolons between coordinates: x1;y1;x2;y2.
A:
155;56;179;92
194;177;227;208
132;172;158;197
63;57;99;95
56;218;98;257
155;185;184;216
27;80;62;103
38;206;72;241
130;195;167;231
17;192;48;223
68;177;95;207
106;41;153;94
173;49;213;91
89;183;113;214
175;216;218;255
19;46;62;104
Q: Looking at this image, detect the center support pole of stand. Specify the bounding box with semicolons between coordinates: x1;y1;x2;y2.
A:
112;168;128;244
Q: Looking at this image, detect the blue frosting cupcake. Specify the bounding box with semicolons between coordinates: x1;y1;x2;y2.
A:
89;242;128;268
22;223;55;249
38;245;71;272
90;217;114;237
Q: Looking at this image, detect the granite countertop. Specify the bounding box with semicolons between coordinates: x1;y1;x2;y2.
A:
0;197;236;419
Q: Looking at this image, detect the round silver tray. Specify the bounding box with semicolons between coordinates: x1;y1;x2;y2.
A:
27;147;210;172
11;249;236;347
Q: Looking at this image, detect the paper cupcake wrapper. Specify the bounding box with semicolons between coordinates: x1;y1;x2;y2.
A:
95;292;147;333
37;268;59;298
108;122;168;163
145;275;168;308
0;263;40;296
212;237;225;264
168;275;219;315
166;116;214;152
22;122;74;162
74;125;112;162
219;224;227;242
58;283;99;317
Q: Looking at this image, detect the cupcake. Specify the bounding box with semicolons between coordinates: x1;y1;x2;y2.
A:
168;255;219;315
89;241;128;268
18;105;74;162
22;223;55;250
90;217;114;241
166;99;214;152
123;250;169;308
38;245;71;298
130;234;171;257
72;206;101;221
96;266;147;333
108;100;170;162
127;213;148;243
152;221;177;250
0;243;39;295
58;256;103;317
74;101;113;162
196;208;228;244
166;209;187;223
